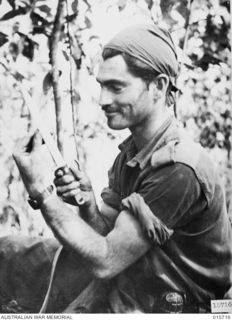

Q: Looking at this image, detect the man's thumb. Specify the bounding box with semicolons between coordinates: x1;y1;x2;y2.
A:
70;160;92;191
69;160;83;180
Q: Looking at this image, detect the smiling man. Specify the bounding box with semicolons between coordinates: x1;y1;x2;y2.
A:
13;24;232;313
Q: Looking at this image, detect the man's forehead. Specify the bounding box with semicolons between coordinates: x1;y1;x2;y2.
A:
97;55;130;83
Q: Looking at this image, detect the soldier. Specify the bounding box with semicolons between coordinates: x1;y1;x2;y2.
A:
13;24;232;313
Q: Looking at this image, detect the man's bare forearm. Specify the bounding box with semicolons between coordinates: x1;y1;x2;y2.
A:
78;192;110;235
40;194;150;280
41;194;109;276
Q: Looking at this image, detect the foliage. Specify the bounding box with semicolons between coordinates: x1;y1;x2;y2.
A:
176;0;231;157
0;0;231;234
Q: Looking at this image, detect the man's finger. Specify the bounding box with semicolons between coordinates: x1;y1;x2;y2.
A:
54;174;75;186
62;189;81;199
56;181;80;196
55;169;64;178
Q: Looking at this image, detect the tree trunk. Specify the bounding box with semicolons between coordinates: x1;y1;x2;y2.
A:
175;0;193;118
50;0;66;155
230;0;232;106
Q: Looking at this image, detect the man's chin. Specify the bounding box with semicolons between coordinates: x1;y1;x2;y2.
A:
107;119;127;130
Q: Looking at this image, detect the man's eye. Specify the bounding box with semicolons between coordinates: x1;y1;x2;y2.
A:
111;85;123;93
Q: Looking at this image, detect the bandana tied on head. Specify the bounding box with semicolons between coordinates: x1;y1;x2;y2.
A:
103;24;179;106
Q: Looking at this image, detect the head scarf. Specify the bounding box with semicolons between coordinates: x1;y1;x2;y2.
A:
103;24;179;104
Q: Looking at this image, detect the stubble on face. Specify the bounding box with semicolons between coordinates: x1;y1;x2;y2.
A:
97;55;154;131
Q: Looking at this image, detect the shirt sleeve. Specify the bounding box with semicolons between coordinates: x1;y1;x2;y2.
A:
121;193;174;245
135;163;207;229
101;155;121;211
102;158;207;245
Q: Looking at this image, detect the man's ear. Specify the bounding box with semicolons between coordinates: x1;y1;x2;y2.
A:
149;74;169;102
154;74;170;93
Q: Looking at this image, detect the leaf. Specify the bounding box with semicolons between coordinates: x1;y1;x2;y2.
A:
32;26;49;36
36;4;52;16
30;11;53;36
0;32;8;47
6;0;16;9
13;71;25;81
144;0;154;10
117;0;127;11
175;1;189;20
30;11;50;25
220;0;230;11
66;13;78;23
19;0;32;7
23;36;38;60
159;0;179;26
82;0;91;11
15;32;38;60
195;53;222;70
43;71;53;95
62;50;69;61
160;0;176;16
84;16;92;28
71;0;78;12
0;7;28;21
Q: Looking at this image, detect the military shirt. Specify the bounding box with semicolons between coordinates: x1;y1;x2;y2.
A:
101;116;232;312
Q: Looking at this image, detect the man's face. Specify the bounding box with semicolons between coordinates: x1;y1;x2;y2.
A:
97;55;155;130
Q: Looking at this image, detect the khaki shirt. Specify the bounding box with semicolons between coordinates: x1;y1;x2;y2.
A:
101;116;232;312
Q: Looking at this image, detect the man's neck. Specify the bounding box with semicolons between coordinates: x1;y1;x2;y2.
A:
130;108;173;151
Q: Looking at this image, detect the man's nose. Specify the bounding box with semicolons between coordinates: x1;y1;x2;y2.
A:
99;88;113;107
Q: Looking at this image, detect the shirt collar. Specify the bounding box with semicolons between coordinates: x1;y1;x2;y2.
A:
119;116;179;169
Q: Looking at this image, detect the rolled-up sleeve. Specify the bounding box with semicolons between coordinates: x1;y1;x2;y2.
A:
101;186;121;211
122;192;173;245
101;157;207;244
137;163;207;229
119;163;207;246
101;161;121;211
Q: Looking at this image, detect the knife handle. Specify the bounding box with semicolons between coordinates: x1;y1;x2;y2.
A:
54;165;85;206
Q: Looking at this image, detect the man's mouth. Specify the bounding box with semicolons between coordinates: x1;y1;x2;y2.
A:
103;110;118;117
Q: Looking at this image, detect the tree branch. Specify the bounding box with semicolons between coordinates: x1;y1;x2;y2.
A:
50;0;66;155
175;0;194;118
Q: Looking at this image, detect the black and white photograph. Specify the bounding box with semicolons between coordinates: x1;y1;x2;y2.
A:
0;0;231;315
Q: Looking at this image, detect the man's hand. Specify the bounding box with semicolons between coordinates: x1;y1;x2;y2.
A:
54;161;94;208
13;131;54;197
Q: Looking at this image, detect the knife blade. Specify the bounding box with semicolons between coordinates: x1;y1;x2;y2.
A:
19;85;84;206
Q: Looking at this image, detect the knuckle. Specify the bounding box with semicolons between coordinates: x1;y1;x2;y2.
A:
70;189;78;197
55;169;63;177
63;175;74;184
73;181;80;188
